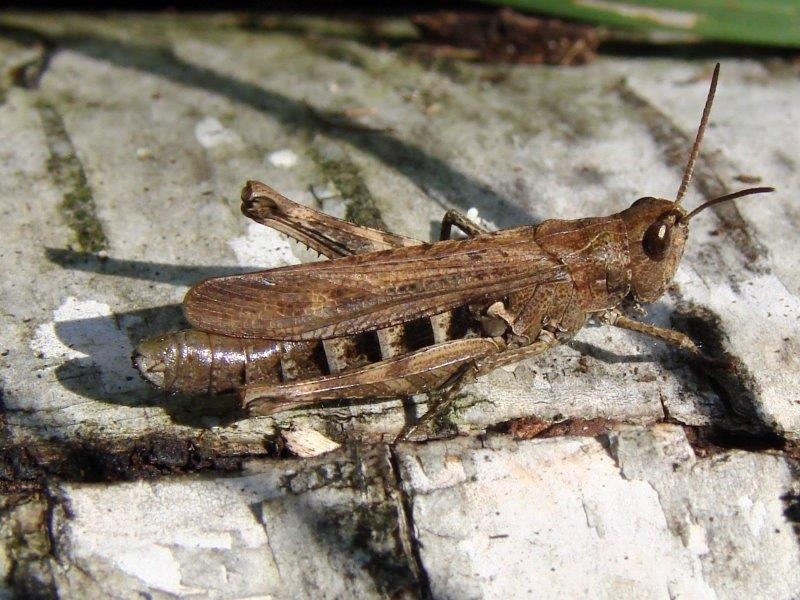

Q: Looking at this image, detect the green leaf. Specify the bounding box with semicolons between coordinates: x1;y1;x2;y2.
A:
482;0;800;47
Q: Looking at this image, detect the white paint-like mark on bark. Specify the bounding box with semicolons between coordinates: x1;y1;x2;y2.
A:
228;222;301;269
737;496;768;536
30;296;138;394
115;545;206;595
682;519;709;555
466;207;497;232
194;116;243;149
267;148;299;169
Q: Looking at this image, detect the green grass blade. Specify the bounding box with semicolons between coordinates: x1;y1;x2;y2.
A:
482;0;800;47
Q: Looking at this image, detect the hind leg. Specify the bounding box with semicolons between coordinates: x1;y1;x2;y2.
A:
242;338;500;418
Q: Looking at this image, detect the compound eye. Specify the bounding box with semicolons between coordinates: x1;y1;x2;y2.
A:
642;219;672;261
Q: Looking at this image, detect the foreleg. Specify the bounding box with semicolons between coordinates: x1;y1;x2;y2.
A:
599;309;706;357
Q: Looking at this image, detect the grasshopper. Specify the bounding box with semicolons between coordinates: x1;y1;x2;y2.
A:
135;64;772;438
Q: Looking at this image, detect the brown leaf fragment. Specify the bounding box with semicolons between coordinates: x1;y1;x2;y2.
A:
506;417;553;439
502;417;621;440
411;8;601;65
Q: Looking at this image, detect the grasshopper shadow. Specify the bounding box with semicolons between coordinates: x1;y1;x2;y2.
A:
52;305;245;427
670;305;768;433
571;305;770;434
46;248;251;426
45;247;249;286
0;22;534;229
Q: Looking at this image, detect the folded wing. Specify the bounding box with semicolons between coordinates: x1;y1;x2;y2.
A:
184;227;567;340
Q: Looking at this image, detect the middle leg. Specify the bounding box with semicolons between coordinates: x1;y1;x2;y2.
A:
440;209;488;240
399;330;563;442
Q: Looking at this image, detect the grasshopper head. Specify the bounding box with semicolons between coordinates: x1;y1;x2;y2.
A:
621;187;773;302
619;63;773;303
621;197;688;303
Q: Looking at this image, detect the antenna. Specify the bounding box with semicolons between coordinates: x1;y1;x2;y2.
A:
675;63;720;205
682;186;774;221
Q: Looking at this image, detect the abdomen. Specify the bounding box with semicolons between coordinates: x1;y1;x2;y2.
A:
134;310;476;396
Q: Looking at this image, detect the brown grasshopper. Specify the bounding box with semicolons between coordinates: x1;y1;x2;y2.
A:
135;64;772;438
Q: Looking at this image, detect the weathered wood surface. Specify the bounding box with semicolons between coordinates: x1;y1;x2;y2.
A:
0;13;798;598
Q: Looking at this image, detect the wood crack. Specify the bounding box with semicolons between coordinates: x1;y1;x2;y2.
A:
387;444;433;600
